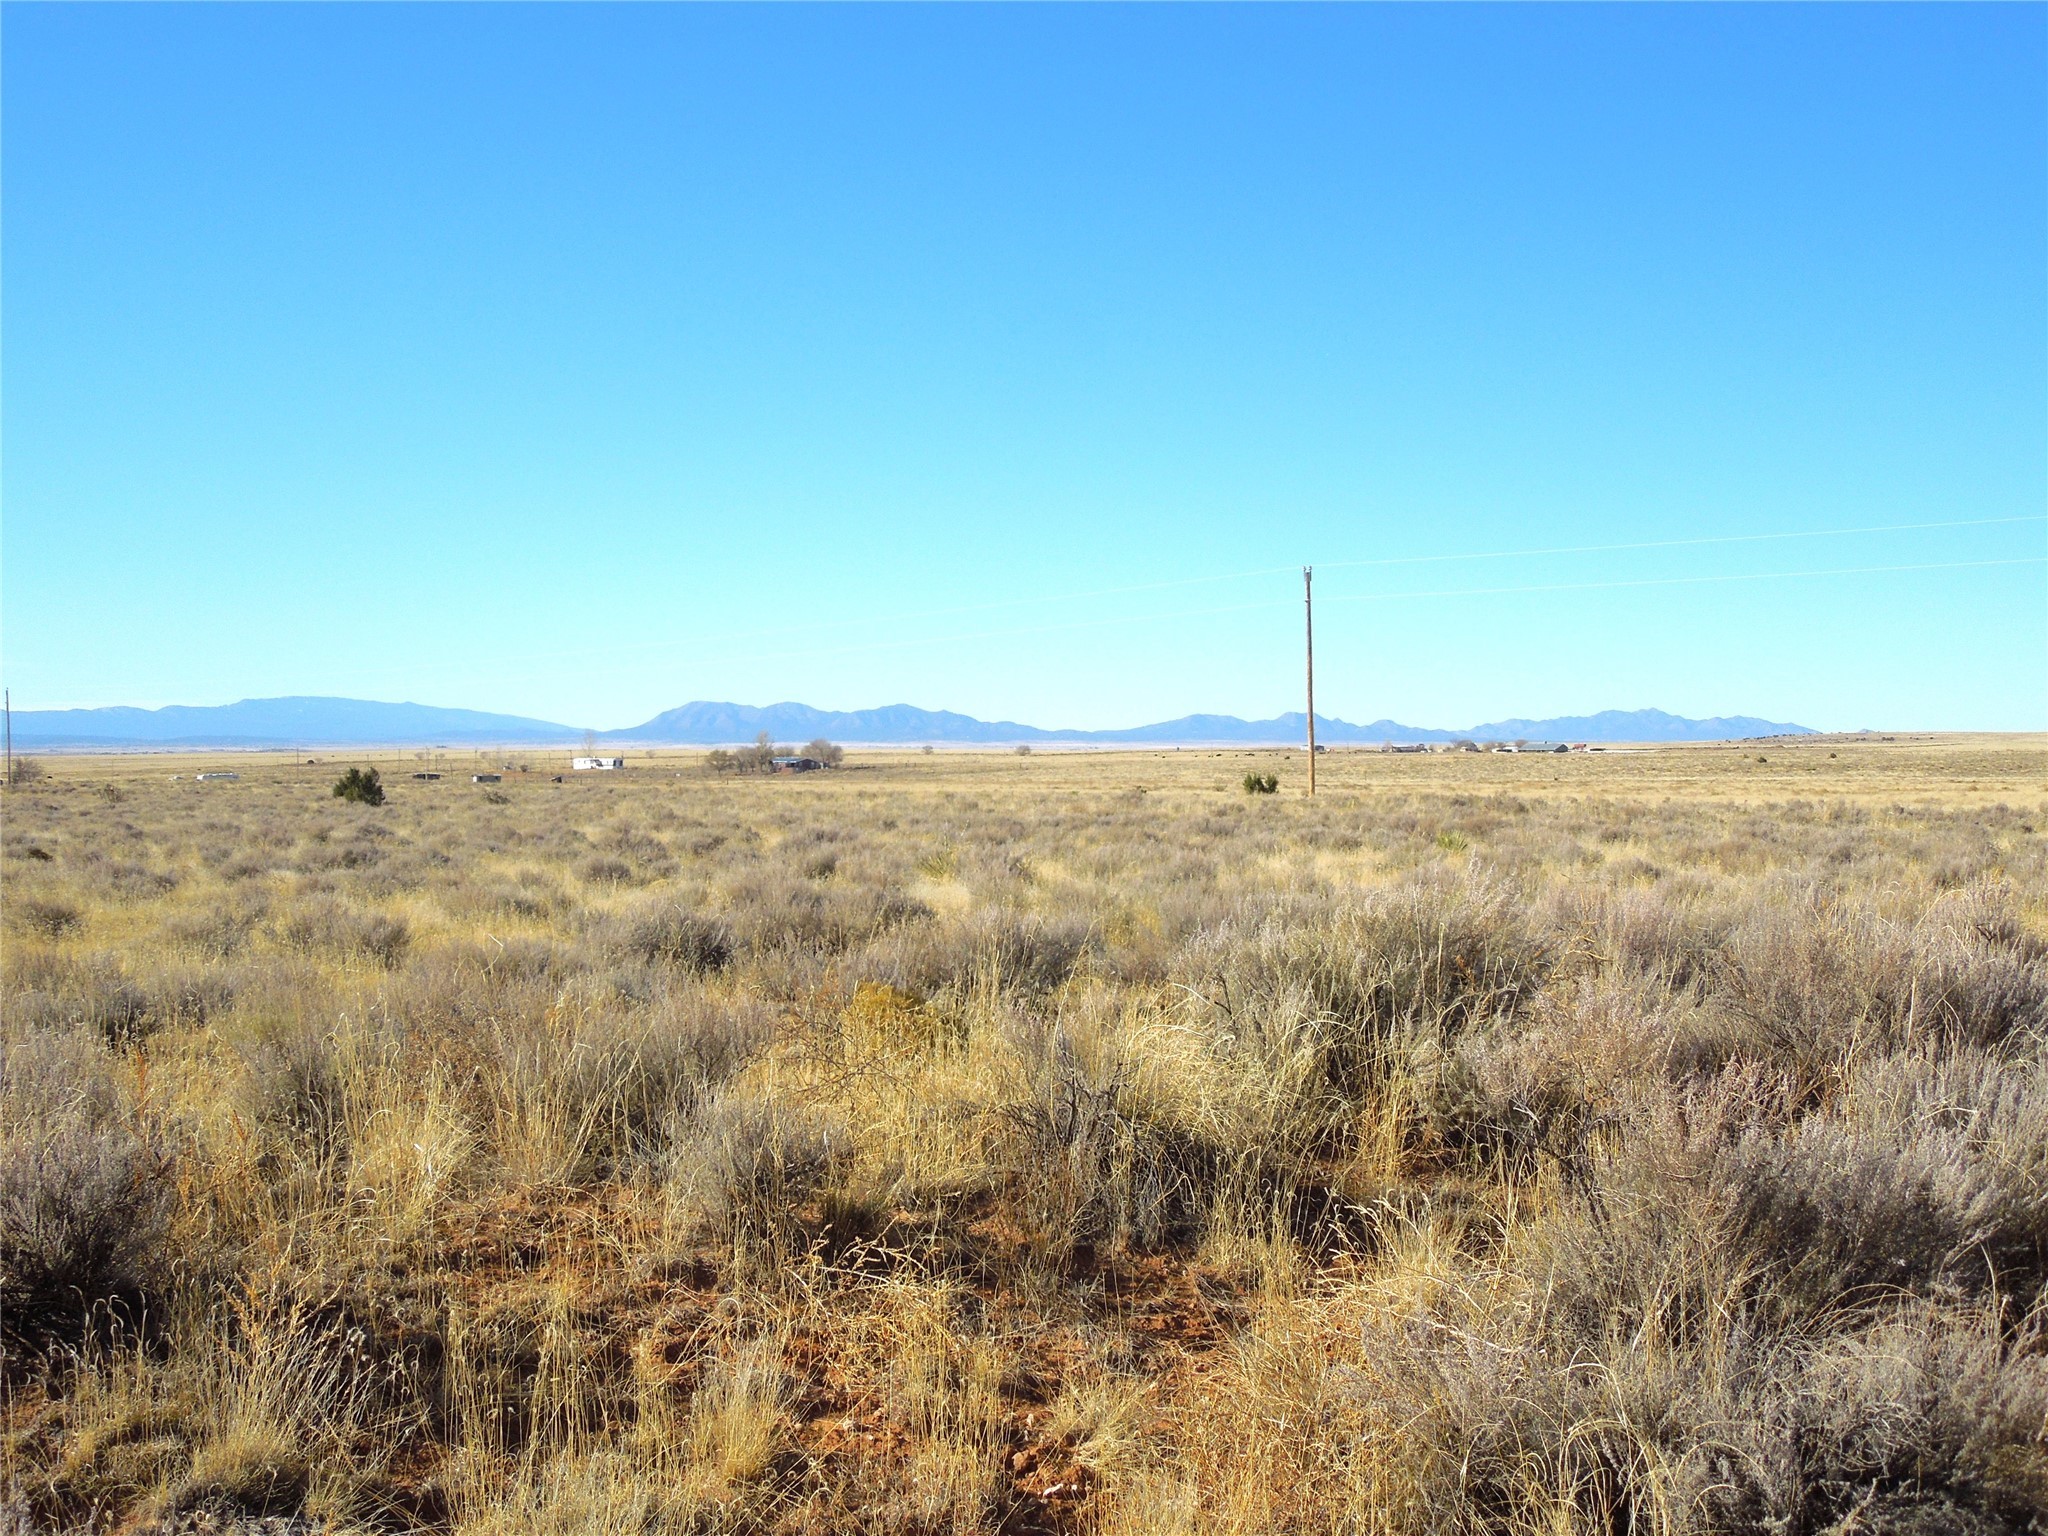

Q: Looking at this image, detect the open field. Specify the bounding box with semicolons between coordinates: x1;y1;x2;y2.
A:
4;738;2046;1534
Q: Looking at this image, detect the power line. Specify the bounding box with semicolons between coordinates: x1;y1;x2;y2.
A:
1318;556;2046;607
298;514;2045;693
624;555;2045;673
609;512;2046;658
1314;514;2044;574
357;512;2048;684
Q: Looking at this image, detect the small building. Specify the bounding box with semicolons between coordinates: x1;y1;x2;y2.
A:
770;756;823;774
472;773;502;784
194;772;239;782
412;772;442;781
572;756;624;771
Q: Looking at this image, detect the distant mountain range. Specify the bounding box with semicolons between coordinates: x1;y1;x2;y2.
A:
11;697;582;749
10;696;1816;749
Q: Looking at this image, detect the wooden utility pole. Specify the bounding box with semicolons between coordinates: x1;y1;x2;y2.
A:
1303;567;1316;796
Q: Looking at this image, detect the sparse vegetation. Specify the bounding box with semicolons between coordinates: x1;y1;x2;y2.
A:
2;740;2044;1533
1242;771;1278;794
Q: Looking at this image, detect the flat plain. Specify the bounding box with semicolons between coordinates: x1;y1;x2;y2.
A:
3;736;2045;1534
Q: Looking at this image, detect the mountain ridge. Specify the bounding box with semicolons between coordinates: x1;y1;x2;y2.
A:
9;696;1816;748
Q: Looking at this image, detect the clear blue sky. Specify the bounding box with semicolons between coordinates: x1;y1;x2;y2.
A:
5;4;2043;732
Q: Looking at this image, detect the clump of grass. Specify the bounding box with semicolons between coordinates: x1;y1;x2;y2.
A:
667;1088;845;1259
601;900;733;973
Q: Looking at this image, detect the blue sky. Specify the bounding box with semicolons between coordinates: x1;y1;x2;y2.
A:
5;5;2043;732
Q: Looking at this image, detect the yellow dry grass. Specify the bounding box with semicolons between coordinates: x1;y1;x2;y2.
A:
2;737;2044;1534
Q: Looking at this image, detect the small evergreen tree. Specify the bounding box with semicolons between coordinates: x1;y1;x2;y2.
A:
332;766;385;806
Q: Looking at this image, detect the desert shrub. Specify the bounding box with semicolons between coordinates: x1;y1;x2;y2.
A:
602;902;733;973
669;1089;844;1256
3;955;234;1045
273;896;410;967
1242;773;1278;795
996;1027;1205;1262
1555;882;1727;991
721;872;931;958
167;1431;310;1522
0;1118;174;1357
162;897;267;961
846;909;1088;1001
969;911;1093;993
1786;1299;2048;1534
1708;886;2048;1094
485;990;774;1186
10;896;82;938
1720;1048;2048;1318
1906;884;2048;1046
574;854;634;886
75;856;180;902
1180;870;1550;1103
331;767;384;806
232;1016;351;1151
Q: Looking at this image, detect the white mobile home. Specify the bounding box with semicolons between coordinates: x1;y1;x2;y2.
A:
572;756;624;771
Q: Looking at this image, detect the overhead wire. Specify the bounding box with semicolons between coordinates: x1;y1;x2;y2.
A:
586;511;2048;661
334;512;2045;686
661;556;2046;672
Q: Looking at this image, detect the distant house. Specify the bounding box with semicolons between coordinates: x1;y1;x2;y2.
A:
472;773;502;784
194;772;239;782
770;756;823;774
572;756;624;771
412;772;441;781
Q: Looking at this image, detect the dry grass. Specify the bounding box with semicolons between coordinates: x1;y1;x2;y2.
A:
2;737;2045;1533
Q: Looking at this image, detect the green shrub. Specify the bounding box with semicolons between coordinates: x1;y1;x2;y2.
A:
330;767;384;806
1242;772;1279;795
